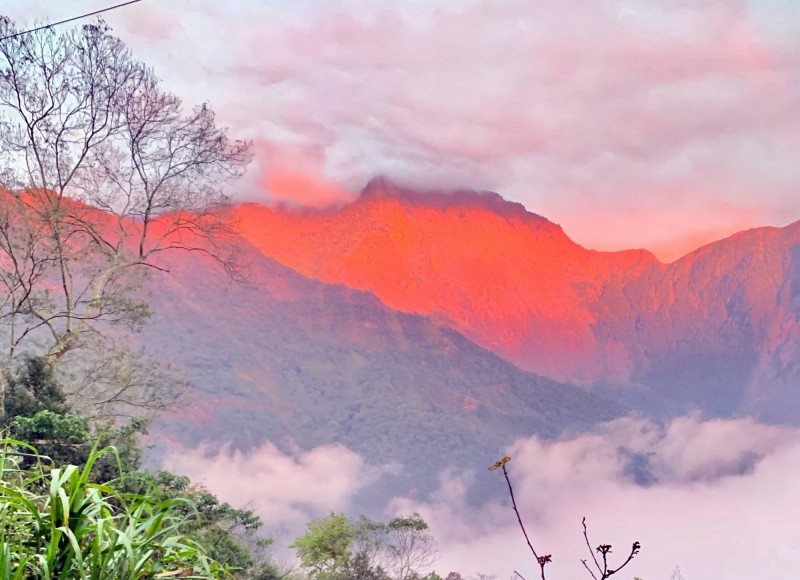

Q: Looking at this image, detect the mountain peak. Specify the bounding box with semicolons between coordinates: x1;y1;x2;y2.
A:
359;175;548;223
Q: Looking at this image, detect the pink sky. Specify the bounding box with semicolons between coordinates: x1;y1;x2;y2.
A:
4;0;799;261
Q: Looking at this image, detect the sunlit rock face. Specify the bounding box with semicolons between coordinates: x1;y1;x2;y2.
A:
231;179;658;383
229;178;800;421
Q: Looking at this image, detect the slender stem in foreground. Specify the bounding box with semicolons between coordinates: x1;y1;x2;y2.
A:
501;463;550;580
581;517;601;579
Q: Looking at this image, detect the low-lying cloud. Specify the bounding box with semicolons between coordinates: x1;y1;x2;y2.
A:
392;415;800;579
161;441;387;538
163;415;798;579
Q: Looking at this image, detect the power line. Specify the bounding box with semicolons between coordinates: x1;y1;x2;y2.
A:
0;0;145;42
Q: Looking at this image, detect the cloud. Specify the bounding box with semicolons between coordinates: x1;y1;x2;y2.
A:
3;1;800;257
389;415;800;579
161;441;380;535
550;192;774;261
159;415;799;579
245;139;357;207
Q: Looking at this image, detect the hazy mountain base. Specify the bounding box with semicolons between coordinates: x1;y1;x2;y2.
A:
138;240;625;505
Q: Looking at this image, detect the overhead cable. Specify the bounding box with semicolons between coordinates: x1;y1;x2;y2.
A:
0;0;145;42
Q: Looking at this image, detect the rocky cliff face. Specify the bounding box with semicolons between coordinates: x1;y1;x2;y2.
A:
228;178;800;421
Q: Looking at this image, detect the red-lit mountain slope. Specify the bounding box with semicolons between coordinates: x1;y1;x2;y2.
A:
138;237;623;498
616;222;800;421
230;178;800;422
232;178;658;383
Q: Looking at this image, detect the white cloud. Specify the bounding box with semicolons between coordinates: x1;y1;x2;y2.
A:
390;416;800;579
159;415;800;579
161;441;379;535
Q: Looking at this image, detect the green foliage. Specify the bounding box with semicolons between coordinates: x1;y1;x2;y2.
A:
10;410;88;444
0;442;226;578
2;360;149;482
0;357;278;578
98;468;274;577
185;490;268;573
9;410;90;468
383;514;436;580
8;410;151;486
339;551;391;580
93;416;149;481
387;514;428;532
292;513;354;578
167;483;274;574
246;562;285;580
293;512;437;580
1;357;68;427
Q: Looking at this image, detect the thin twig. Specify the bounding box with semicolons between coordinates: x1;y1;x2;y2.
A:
501;463;549;580
582;517;602;576
580;517;641;579
607;542;641;577
581;559;598;580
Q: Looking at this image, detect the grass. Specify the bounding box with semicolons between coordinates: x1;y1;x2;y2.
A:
0;439;227;579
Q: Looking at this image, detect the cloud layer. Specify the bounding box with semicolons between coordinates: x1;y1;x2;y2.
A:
394;415;800;579
162;415;799;579
3;1;799;258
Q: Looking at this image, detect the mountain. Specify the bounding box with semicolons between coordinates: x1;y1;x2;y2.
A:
140;238;624;497
228;178;800;422
0;186;625;500
617;223;800;422
231;178;658;383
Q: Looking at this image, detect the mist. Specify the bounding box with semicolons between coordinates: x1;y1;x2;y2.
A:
162;415;799;579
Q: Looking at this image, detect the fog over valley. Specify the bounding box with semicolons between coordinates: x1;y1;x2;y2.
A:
164;415;800;578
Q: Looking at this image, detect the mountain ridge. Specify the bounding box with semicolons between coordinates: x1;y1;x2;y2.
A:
229;179;800;421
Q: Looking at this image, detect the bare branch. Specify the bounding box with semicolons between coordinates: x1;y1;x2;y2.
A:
582;517;602;577
580;518;641;580
491;460;641;580
490;457;551;580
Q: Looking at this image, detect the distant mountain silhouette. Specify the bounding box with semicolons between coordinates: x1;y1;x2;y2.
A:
228;178;800;423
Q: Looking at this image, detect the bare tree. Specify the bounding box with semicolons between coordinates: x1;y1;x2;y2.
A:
0;17;251;411
385;513;438;580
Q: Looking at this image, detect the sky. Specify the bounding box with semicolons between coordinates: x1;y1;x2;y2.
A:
165;415;800;579
4;0;800;261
